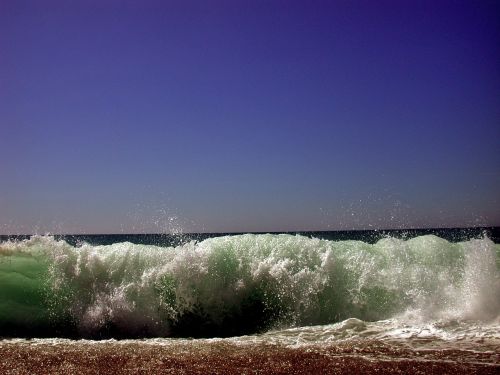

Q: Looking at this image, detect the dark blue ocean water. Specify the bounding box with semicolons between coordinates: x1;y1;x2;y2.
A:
1;226;498;246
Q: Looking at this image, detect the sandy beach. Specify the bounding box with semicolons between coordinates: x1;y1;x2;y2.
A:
1;339;498;375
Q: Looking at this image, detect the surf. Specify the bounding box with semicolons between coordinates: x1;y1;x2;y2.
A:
0;233;498;339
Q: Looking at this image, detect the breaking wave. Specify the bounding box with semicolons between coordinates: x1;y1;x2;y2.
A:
1;234;498;338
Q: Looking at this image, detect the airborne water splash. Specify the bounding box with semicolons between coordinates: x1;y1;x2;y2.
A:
0;234;499;339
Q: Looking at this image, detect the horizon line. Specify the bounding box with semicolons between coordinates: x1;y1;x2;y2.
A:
1;225;498;237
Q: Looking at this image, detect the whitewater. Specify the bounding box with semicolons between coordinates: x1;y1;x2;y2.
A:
1;232;499;373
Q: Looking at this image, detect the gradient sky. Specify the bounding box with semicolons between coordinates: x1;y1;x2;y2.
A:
1;0;499;234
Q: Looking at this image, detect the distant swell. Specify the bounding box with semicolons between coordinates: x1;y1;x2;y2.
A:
0;234;499;338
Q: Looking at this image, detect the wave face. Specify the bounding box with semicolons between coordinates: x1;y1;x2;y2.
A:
0;234;499;338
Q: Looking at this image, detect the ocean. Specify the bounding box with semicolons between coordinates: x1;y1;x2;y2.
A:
1;228;499;374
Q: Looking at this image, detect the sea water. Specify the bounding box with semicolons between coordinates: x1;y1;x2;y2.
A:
1;229;498;350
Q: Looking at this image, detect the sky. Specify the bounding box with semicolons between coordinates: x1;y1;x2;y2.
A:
1;0;499;234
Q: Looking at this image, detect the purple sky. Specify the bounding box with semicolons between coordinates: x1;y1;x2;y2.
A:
1;1;499;234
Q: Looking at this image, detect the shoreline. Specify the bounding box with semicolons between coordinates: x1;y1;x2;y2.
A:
1;339;498;374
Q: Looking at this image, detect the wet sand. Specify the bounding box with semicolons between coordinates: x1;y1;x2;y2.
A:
1;339;498;374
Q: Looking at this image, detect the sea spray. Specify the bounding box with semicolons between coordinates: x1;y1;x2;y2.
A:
0;234;498;338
